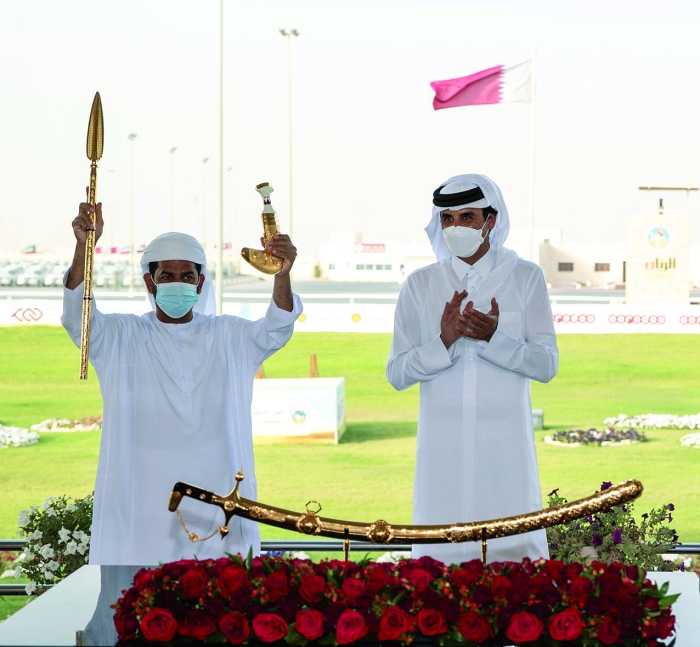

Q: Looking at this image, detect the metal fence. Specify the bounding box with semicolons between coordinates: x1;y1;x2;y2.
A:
1;539;698;596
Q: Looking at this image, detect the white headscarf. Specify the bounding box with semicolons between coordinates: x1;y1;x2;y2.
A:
425;173;511;262
425;174;519;310
140;232;216;316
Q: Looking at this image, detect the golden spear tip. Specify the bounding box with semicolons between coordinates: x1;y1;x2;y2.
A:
86;92;104;162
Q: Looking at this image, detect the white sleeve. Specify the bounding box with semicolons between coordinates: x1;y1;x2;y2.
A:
386;279;460;391
476;267;558;383
247;294;303;368
61;271;109;361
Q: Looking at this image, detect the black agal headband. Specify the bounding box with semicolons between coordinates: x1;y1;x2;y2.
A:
432;185;485;208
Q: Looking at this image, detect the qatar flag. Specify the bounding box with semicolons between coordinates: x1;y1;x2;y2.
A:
431;60;532;110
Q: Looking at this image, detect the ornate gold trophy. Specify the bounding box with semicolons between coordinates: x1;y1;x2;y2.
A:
80;92;104;380
240;183;283;275
169;472;644;563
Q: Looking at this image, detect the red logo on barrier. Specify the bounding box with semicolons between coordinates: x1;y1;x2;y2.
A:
553;314;595;323
10;308;43;322
608;314;666;325
680;316;700;325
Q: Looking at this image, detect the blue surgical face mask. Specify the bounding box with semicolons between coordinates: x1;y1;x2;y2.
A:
153;281;199;319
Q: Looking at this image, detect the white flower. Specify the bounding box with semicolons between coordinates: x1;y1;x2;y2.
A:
27;530;43;541
38;545;55;560
17;509;32;527
66;503;78;511
30;504;39;511
64;540;78;555
76;543;88;555
58;527;72;543
42;496;59;510
44;507;57;517
13;566;23;578
73;530;89;543
43;570;54;581
46;560;60;572
25;581;37;595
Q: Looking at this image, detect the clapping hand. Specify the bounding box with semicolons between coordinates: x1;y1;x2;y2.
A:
457;298;499;342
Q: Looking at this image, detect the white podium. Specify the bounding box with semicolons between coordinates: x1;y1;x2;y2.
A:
251;377;346;444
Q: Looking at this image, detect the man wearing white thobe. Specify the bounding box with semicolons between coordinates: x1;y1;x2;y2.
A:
63;199;302;565
387;174;558;564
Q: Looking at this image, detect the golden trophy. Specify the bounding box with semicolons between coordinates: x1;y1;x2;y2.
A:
240;183;283;275
80;92;104;380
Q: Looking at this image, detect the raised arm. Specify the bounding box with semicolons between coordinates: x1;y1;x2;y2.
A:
62;198;108;357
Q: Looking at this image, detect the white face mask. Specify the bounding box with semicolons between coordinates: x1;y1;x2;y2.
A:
441;219;489;258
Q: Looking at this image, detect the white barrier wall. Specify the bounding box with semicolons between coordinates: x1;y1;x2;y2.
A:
2;297;700;334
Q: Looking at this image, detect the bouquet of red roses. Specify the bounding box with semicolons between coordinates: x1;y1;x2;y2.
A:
113;554;678;646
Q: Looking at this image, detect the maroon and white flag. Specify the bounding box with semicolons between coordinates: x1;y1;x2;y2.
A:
430;60;532;110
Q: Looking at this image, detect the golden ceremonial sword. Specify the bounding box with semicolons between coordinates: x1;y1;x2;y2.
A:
169;472;643;562
79;92;104;380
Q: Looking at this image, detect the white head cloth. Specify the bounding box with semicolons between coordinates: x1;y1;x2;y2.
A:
140;232;216;316
425;174;520;310
425;173;511;262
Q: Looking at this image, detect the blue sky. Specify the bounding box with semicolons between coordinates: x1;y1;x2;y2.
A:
1;0;699;254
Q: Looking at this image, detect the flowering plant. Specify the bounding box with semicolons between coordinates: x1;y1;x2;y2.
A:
113;553;678;646
0;424;40;448
30;415;102;432
545;428;646;447
546;482;681;572
604;413;700;430
679;432;700;448
16;493;93;595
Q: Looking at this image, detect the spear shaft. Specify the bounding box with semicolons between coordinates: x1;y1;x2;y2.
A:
80;92;104;380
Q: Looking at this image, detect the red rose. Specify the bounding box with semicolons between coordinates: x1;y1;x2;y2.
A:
597;616;621;645
114;612;139;641
180;567;208;600
379;606;412;641
416;608;446;636
300;574;327;604
133;567;156;590
253;613;289;643
295;609;325;641
336;610;368;645
449;568;477;589
456;611;492;643
365;565;392;591
548;608;585;642
655;612;676;640
342;577;366;604
491;575;512;598
140;608;179;643
219;611;251;644
220;565;249;595
542;559;566;580
569;576;593;602
179;610;216;641
505;611;544;644
266;570;289;601
408;567;432;592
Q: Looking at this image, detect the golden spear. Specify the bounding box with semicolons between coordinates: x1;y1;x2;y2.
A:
79;92;104;380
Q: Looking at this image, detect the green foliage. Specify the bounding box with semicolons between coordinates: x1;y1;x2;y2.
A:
16;493;93;594
545;485;681;571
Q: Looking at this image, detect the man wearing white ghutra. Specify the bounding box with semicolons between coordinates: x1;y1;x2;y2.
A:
387;174;558;564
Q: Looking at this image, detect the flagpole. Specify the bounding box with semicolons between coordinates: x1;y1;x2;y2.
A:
528;48;538;263
217;0;224;315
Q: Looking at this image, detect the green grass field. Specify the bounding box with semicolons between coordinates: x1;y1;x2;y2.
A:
1;328;699;544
